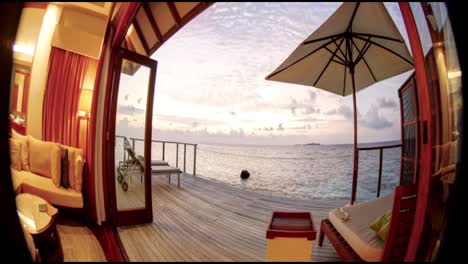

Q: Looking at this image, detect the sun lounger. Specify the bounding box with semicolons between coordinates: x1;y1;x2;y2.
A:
118;137;181;190
151;160;169;166
152;165;182;188
318;184;417;262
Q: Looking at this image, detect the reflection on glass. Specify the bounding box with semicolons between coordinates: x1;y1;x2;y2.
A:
115;59;150;211
412;2;463;260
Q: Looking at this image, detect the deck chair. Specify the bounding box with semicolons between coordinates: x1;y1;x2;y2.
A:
318;184;417;262
117;137;182;190
117;137;144;191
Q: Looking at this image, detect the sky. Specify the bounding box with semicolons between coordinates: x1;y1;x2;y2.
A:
115;2;433;146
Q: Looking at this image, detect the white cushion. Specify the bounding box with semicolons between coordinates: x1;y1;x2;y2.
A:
328;192;394;262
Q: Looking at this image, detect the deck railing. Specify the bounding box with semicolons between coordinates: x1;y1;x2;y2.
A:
351;143;402;204
115;135;197;176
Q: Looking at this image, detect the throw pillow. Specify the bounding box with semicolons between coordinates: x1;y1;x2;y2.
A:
369;209;392;241
61;145;84;192
28;136;57;178
74;152;84;192
11;129;30;171
60;146;69;188
9;138;22;171
50;143;62;187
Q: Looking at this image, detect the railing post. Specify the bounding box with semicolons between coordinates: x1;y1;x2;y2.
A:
193;144;197;176
162;142;165;161
351;149;359;205
377;148;383;198
123;138;126;163
176;143;179;168
183;144;186;173
131;138;135;150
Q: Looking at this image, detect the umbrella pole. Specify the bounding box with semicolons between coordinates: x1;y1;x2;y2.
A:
350;70;358;205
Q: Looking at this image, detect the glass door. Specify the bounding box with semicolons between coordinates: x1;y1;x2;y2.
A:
108;47;157;226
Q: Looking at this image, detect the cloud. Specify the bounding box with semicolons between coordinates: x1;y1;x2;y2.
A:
337;105;353;120
378;97;398;109
290;98;298;115
325;108;336;115
117;104;145;115
295;116;325;123
308;90;317;102
277;123;284;131
156;114;225;127
360;105;394;130
304;106;320;114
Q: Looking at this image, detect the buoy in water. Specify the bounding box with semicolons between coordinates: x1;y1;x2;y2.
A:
240;170;250;180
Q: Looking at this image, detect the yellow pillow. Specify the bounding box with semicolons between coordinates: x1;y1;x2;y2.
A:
50;143;62;187
28;136;60;179
11;129;30;171
75;154;83;192
9;138;22;171
370;210;392;241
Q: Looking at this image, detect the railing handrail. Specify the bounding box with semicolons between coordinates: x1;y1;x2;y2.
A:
357;143;401;151
352;143;402;203
115;134;197;176
115;135;197;146
128;137;197;146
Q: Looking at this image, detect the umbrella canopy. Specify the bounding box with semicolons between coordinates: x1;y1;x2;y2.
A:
265;2;413;204
266;2;413;96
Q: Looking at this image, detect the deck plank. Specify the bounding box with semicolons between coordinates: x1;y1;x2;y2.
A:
117;174;345;262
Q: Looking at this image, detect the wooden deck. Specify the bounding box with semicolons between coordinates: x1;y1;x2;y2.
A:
117;174;346;262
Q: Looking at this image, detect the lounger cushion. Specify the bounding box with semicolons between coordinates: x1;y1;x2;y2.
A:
20;171;83;208
152;165;182;174
328;192;394;262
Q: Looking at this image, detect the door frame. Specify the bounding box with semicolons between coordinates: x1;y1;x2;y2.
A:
107;47;157;226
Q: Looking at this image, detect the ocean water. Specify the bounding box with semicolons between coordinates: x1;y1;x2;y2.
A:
115;138;401;201
125;141;402;202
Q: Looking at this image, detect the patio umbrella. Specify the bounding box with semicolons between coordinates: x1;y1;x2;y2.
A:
265;2;413;204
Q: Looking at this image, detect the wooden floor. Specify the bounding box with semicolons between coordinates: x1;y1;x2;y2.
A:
56;217;107;262
115;169;146;210
117;174;347;262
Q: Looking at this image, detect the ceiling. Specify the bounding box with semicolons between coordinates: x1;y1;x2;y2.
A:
121;2;214;58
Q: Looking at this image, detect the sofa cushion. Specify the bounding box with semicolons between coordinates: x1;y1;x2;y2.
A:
21;171;83;208
61;145;84;192
11;169;26;194
9;138;22;171
12;129;30;171
60;146;70;188
28;136;60;179
50;144;61;187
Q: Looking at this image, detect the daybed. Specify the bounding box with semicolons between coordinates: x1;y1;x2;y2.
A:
318;184;417;262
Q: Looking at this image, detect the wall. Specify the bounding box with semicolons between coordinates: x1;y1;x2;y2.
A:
13;8;45;64
51;7;107;60
94;30;112;224
27;4;63;139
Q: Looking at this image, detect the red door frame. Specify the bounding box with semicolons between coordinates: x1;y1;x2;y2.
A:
107;47;157;226
101;3;140;221
398;3;433;261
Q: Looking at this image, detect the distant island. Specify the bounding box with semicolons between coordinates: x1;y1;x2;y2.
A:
296;142;320;146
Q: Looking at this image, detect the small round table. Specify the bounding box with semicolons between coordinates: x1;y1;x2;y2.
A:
16;193;63;262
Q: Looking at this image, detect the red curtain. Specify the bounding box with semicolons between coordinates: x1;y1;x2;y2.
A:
42;47;98;147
